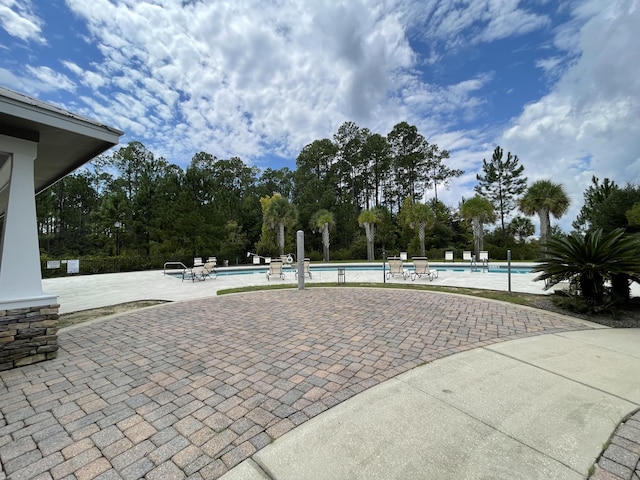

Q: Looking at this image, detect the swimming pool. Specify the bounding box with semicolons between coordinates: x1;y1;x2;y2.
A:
167;263;534;278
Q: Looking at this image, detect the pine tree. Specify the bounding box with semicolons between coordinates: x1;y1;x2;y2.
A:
475;146;527;243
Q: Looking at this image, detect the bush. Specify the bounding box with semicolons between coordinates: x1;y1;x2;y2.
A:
348;236;368;260
551;291;591;314
535;228;640;305
307;250;323;262
330;248;351;261
552;290;619;316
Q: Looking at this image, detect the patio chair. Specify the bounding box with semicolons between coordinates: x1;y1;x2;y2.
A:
198;261;217;280
411;257;438;281
183;260;217;282
295;258;312;279
266;260;285;280
445;251;454;262
386;257;407;280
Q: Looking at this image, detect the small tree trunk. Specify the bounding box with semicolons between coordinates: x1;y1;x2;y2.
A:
322;223;330;262
418;223;426;256
611;273;630;304
580;272;604;305
365;223;375;261
472;217;482;257
538;209;550;245
278;222;285;255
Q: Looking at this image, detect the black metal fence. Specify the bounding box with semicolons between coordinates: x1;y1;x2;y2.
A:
40;255;198;278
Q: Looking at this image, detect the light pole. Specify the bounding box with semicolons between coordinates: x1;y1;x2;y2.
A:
114;222;121;256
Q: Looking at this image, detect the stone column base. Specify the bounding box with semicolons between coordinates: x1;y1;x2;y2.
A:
0;303;59;371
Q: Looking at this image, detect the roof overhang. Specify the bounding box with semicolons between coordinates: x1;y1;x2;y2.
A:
0;86;124;217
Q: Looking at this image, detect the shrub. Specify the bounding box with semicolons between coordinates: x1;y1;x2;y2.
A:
534;229;640;305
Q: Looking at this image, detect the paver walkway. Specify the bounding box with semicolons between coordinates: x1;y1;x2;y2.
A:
0;289;590;479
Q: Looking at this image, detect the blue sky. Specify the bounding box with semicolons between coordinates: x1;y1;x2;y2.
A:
1;0;639;232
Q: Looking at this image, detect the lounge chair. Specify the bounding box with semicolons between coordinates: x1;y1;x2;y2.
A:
198;261;217;280
183;260;217;282
295;258;312;279
463;251;472;262
411;257;438;281
266;260;285;280
445;251;454;262
386;257;407;280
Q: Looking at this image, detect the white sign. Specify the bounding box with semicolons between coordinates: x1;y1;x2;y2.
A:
66;259;80;274
47;260;61;269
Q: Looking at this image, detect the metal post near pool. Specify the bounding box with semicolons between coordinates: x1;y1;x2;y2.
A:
297;230;304;291
382;249;386;284
507;249;512;293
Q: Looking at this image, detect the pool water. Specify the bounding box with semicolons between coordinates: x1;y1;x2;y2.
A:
168;264;533;278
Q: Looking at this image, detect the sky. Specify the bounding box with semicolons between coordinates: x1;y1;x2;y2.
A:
1;0;639;233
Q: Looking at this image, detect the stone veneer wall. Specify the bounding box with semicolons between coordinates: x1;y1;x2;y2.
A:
0;303;59;371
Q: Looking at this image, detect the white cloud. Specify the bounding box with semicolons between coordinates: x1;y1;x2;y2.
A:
501;0;640;231
58;0;425;165
406;0;549;48
477;0;550;43
0;0;44;43
0;67;67;95
7;0;505;172
25;66;76;91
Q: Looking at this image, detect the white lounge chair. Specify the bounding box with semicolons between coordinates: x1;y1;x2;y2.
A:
198;261;217;280
266;260;285;280
411;257;438;281
386;257;407;280
183;260;217;282
295;258;312;279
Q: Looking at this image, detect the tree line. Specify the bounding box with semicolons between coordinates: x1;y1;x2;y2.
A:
32;120;470;264
27;119;638;269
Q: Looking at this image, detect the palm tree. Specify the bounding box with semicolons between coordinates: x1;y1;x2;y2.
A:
534;229;640;305
519;180;570;246
509;216;535;243
310;209;335;262
263;194;298;255
402;200;435;256
358;208;379;261
459;196;496;258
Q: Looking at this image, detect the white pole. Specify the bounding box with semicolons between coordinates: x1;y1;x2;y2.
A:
297;230;304;290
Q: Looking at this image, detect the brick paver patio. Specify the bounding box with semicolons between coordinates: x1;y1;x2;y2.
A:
0;288;590;479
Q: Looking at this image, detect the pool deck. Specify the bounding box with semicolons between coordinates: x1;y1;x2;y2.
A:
44;262;552;315
0;267;638;479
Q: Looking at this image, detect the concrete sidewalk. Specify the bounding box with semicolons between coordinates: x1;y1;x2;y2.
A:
222;328;640;480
